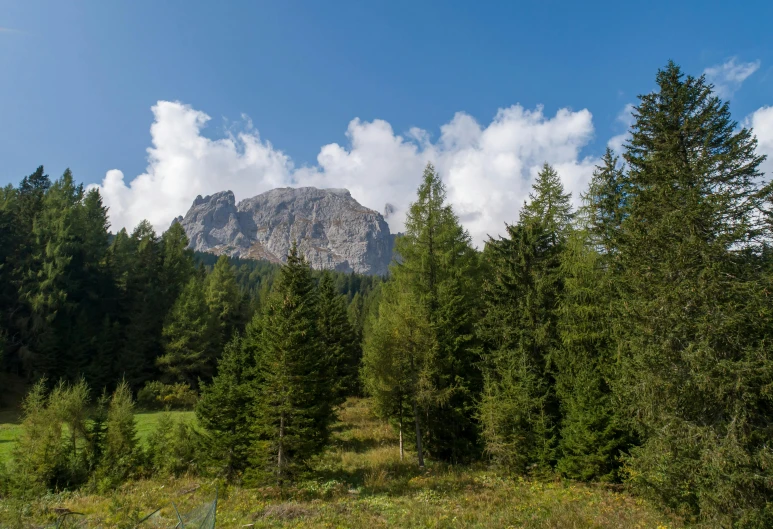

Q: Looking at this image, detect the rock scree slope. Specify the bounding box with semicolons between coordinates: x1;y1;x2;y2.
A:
172;187;394;275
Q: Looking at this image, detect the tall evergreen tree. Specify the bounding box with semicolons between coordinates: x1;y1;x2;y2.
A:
249;245;333;484
196;333;256;479
384;162;482;462
158;275;213;386
205;255;244;354
317;271;360;403
477;163;572;474
553;229;628;481
615;61;773;526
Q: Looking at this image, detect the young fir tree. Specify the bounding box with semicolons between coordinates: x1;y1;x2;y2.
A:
159;222;196;313
615;62;773;526
381;162;482;463
582;149;627;255
317;271;360;404
477;163;572;474
96;380;139;487
205;255;244;355
553;229;628;481
249;244;333;484
196;333;256;479
158;275;213;386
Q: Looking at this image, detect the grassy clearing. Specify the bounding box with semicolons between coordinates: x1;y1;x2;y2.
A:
0;409;195;464
0;399;683;528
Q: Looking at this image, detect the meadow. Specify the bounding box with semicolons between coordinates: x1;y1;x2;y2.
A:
0;399;683;528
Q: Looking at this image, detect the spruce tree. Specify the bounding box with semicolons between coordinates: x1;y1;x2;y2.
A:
249;244;333;484
196;334;255;479
616;61;773;526
158;275;213;386
317;271;360;403
205;255;244;355
477;163;572;474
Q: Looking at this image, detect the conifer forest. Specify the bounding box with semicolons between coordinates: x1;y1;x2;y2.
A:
1;62;773;528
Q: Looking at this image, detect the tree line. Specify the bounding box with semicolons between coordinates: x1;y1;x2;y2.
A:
362;62;773;527
2;61;772;527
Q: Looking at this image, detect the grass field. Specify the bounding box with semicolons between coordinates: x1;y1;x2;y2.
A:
0;399;685;528
0;409;195;463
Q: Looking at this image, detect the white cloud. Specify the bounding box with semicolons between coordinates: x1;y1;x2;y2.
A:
94;101;598;247
745;106;773;180
704;57;761;99
607;103;635;155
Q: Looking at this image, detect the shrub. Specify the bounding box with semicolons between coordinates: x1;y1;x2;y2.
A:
146;412;202;477
137;381;198;410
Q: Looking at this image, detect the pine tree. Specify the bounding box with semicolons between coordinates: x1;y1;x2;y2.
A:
197;333;254;477
158;275;213;386
477;163;572;474
160;222;196;313
249;244;333;484
117;221;165;388
317;271;360;403
615;61;773;526
96;380;139;487
205;255;244;355
362;283;436;465
581;149;627;254
196;334;256;479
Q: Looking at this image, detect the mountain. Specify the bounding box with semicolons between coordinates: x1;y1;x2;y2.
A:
172;187;394;275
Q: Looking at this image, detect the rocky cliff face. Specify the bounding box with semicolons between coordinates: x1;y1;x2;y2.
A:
172;187;394;275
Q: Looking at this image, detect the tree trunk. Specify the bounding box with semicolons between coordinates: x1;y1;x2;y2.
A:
413;400;425;468
399;414;404;462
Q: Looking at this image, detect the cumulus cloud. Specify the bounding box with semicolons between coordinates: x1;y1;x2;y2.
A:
704;57;761;99
745;106;773;180
94;100;598;247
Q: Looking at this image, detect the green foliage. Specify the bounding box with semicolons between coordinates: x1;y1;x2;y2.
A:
317;271;361;403
196;335;255;479
146;412;201;477
554;230;629;481
612;61;773;527
136;380;198;410
95;381;140;489
8;379;65;497
369;162;482;463
249;245;334;484
158;275;214;386
477;164;572;475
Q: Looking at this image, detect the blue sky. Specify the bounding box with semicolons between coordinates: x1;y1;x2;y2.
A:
2;0;772;243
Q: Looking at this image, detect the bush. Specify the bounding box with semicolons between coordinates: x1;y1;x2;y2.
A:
8;379;94;497
137;381;198;410
145;413;202;477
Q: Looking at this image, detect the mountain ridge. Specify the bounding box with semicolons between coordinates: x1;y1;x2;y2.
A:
173;186;394;275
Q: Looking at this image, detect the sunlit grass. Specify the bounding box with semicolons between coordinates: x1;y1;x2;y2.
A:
0;399;685;528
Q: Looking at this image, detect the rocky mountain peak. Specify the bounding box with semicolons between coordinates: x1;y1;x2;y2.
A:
174;186;394;275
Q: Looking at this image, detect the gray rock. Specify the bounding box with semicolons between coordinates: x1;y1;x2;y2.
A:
174;187;394;275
